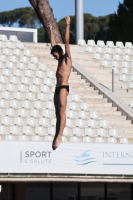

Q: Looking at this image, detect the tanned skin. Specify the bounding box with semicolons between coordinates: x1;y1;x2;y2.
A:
47;16;72;150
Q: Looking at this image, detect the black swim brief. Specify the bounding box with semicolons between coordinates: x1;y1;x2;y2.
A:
55;85;69;95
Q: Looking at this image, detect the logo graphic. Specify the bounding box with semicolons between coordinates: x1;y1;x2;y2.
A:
74;150;97;165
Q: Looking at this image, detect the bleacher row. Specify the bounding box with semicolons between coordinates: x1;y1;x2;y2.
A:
0;34;130;144
78;39;133;108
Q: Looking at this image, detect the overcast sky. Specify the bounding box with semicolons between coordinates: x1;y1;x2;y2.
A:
1;0;123;21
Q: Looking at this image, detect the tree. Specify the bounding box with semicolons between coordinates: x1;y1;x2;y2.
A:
107;0;133;44
29;0;63;43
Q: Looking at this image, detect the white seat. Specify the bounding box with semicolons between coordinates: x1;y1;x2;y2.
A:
94;53;102;60
101;60;111;68
6;41;15;49
19;135;29;141
46;71;55;79
130;75;133;81
0;61;4;68
111;60;120;68
112;67;119;74
68;102;80;111
108;137;117;144
40;85;51;93
96;128;108;137
67;110;77;119
9;35;18;42
17;63;26;69
78;39;86;46
6;108;16;117
66;118;75;128
48;93;54;101
18;108;30;118
13;49;21;56
80;102;91;111
0;100;9;108
24;49;32;57
119;74;129;82
10;125;22;135
6;61;15;69
14;117;25;126
48;126;55;136
129;82;133;89
130;101;133;107
42;109;55;118
99;120;111;129
51;118;56;126
63;127;72;137
2;48;12;55
2;68;13;76
44;135;54;142
125;42;133;49
83;136;92;143
14;91;25;100
46;101;54;110
115;48;123;55
26;92;36;101
95;136;105;143
120;138;129;144
0;34;8;41
31;135;41;142
34;100;44;109
75;119;87;128
0;55;6;62
20;56;29;63
121;67;130;75
62;136;67;142
5;134;16;141
31;57;39;64
35;70;45;78
33;77;43;85
70;136;80;142
0;108;5;116
106;47;114;54
84;128;96;137
44;78;55;86
1;116;13;126
0;125;8;135
72;127;84;137
37;93;48;101
78;110;89;119
18;84;29;92
17;42;25;49
90;111;101;120
10;100;21;109
123;55;132;61
88;119;98;128
28;63;37;70
29;84;39;93
30;109;40;118
109;129;120;138
2;91;12;99
14;69;24;77
22;126;35;136
125;49;132;55
87;40;96;46
120;61;130;68
116;41;124;48
26;117;38;127
35;126;48;136
38;63;48;71
0;83;5;92
97;40;105;47
21;76;31;85
10;76;20;84
86;46;95;53
103;53;112;60
113;54;121;61
22;100;32;109
9;55;18;63
71;94;82;102
0;75;9;84
24;69;35;77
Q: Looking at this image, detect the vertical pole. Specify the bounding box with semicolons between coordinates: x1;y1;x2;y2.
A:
131;184;133;200
112;69;114;92
77;183;81;200
50;183;53;200
104;183;107;200
75;0;84;44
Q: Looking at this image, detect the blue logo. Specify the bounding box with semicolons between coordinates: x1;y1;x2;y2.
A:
74;150;97;165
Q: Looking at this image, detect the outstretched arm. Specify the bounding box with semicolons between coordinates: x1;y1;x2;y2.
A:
64;16;72;63
47;23;57;47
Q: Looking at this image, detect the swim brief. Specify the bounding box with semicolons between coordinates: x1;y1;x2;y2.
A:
55;85;69;95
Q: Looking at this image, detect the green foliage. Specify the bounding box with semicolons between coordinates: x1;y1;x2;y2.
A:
107;0;133;44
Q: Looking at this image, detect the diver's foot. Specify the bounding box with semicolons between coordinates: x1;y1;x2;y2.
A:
52;137;62;150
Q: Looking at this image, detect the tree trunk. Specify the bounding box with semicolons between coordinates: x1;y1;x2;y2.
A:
29;0;63;43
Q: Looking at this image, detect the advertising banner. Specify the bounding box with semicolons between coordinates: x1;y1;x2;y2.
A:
0;142;133;175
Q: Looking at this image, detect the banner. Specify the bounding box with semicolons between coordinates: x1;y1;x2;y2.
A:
0;142;133;175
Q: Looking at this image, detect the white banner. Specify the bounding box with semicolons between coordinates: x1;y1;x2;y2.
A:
0;142;133;175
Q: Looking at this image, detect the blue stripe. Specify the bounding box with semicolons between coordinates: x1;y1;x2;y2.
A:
103;163;133;166
75;158;97;163
77;161;97;165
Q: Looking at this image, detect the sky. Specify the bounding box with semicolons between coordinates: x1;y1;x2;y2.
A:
1;0;124;22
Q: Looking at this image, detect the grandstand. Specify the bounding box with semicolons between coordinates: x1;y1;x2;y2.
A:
0;34;133;200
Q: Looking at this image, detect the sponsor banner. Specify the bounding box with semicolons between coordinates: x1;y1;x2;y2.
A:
0;142;133;174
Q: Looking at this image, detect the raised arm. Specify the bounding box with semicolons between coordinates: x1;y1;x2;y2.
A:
47;23;57;47
64;16;72;63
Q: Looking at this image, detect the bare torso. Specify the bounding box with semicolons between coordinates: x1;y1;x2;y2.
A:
56;56;72;86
